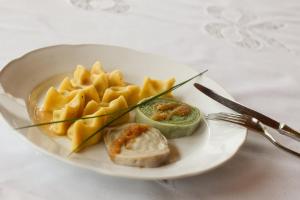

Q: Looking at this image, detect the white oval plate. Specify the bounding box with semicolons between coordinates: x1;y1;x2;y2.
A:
0;44;246;180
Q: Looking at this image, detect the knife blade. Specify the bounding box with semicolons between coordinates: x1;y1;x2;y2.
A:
194;83;300;142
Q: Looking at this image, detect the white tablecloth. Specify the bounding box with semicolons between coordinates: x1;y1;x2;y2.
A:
0;0;299;199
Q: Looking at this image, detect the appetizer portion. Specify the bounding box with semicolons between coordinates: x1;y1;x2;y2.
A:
135;98;202;139
38;61;175;151
28;60;207;168
104;123;170;167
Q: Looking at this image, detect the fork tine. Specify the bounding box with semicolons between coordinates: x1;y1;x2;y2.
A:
218;112;243;117
207;112;262;130
218;112;250;120
207;114;248;125
212;117;248;126
207;113;247;122
209;112;254;122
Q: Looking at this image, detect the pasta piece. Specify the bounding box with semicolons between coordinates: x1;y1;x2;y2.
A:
82;100;109;115
67;96;129;151
71;65;91;86
101;95;130;125
60;67;100;99
102;85;140;106
90;72;109;97
81;85;100;103
67;111;106;151
83;95;129;125
107;70;125;87
42;87;77;112
50;91;86;135
90;61;105;74
139;77;175;99
58;77;76;92
82;100;101;116
83;100;108;116
59;78;100;102
70;62;109;97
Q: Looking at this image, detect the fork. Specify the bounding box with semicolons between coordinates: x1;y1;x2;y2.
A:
206;112;300;158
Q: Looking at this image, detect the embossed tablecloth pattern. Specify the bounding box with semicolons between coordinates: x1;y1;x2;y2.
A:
0;0;299;199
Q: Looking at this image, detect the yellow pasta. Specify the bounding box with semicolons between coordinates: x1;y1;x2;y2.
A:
42;87;77;112
67;96;129;151
100;95;130;125
58;77;76;92
67;112;106;151
81;85;100;103
50;91;86;135
44;85;100;111
90;61;105;74
39;61;176;152
139;77;175;99
67;62;109;97
71;65;91;86
90;72;109;97
107;70;125;87
82;100;103;115
102;85;140;106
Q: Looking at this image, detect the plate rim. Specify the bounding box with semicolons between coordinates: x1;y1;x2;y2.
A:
0;44;247;180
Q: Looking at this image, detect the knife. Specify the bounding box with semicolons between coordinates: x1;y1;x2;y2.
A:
194;83;300;142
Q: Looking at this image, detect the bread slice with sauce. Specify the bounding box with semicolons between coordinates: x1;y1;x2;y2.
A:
104;123;170;168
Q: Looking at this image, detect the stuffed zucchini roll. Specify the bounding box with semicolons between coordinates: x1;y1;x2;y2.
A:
135;98;202;139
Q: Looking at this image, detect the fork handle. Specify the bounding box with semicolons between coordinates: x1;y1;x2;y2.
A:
259;123;300;158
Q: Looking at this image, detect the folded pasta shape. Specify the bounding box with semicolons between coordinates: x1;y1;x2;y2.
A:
90;61;105;74
81;85;101;103
102;85;140;106
50;91;86;135
71;65;91;86
90;72;109;97
83;96;129;125
68;62;109;97
67;96;129;151
107;70;125;87
42;87;77;112
60;75;101;102
58;77;76;92
100;95;130;125
139;77;175;99
43;85;100;135
83;100;108;116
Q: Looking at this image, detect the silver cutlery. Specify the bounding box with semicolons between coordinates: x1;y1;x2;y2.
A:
207;112;300;157
194;83;300;142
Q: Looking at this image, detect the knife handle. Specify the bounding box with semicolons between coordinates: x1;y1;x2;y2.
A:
279;124;300;142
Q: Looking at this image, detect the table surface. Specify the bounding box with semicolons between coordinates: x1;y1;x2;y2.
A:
0;0;299;199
